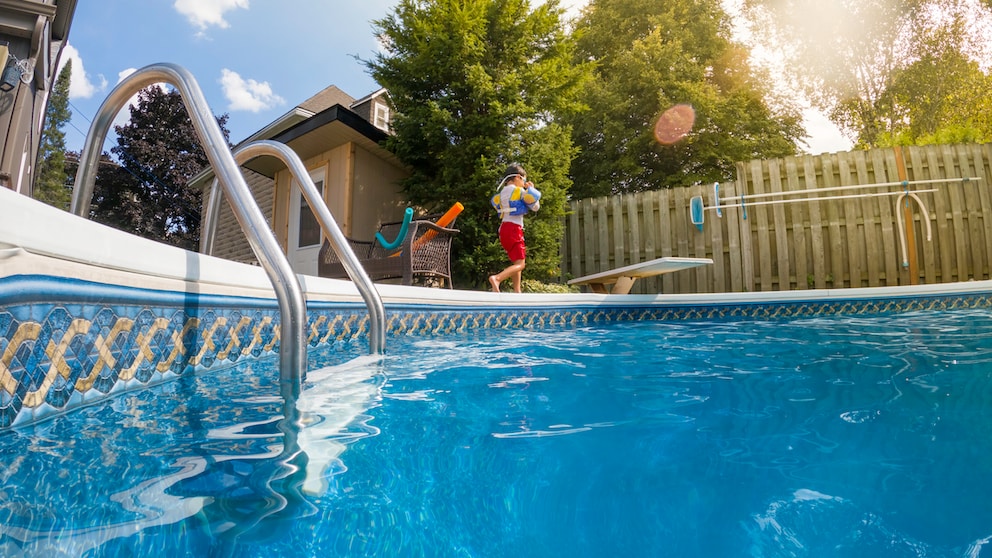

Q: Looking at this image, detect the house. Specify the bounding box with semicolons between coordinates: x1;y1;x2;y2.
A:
0;0;77;195
192;85;410;276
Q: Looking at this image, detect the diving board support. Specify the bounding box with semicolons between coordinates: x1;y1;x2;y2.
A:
568;256;713;294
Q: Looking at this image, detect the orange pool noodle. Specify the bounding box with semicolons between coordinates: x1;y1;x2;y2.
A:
411;202;463;251
435;202;464;228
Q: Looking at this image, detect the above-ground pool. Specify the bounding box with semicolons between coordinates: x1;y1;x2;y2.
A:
2;307;991;557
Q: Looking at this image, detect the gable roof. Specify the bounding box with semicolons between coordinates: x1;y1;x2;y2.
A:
350;87;388;108
241;102;394;177
190;84;401;188
298;85;356;113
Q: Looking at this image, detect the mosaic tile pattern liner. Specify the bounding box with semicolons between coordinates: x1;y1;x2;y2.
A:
2;274;991;429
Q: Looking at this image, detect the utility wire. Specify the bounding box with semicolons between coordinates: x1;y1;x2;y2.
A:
66;100;204;225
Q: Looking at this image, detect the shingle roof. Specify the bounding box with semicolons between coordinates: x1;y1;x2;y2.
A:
297;85;355;113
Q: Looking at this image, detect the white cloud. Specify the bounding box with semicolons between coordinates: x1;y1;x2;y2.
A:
219;68;284;113
173;0;249;31
58;43;107;99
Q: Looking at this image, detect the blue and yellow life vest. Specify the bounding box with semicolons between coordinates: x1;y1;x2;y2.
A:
491;185;541;216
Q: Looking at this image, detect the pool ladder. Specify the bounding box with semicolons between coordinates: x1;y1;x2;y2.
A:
68;63;386;392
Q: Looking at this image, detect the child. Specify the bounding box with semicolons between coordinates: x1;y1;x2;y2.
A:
488;163;541;293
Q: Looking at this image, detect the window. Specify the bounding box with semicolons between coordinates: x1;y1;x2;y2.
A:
374;102;390;131
297;179;323;248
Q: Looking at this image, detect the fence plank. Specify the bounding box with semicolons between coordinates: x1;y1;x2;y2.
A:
643;191;657;263
912;146;939;282
627;194;642;266
582;199;600;275
691;184;712;290
945;144;969;281
802;156;827;289
747;160;772;290
853;151;881;286
784;158;808;289
821;156;846;287
973;144;992;278
723;178;745;291
955;144;984;281
597;198;610;272
870;149;898;286
568;199;582;279
707;183;727;292
664;189;681;293
766;160;791;289
836;154;864;288
611;195;625;270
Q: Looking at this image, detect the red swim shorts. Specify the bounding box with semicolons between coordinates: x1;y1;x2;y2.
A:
499;222;526;261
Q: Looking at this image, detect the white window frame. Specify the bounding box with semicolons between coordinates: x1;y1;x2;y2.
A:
373;102;390;131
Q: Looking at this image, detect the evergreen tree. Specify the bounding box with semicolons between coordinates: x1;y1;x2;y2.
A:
366;0;591;288
96;86;230;250
565;0;803;198
34;61;73;209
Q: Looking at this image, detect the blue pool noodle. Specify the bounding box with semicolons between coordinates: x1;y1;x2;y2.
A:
376;207;414;250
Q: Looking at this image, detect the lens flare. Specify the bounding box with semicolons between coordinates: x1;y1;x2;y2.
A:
654;103;695;145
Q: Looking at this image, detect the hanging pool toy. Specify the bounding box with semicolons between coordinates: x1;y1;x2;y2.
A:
375;207;413;250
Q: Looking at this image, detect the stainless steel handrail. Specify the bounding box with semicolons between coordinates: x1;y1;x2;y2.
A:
202;140;386;353
68;63;307;393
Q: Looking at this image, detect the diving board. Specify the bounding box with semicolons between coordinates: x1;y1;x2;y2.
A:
568;256;713;294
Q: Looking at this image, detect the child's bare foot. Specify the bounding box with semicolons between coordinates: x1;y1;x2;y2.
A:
488;275;500;292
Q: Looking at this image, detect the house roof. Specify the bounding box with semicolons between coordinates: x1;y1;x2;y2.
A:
350;87;388;107
190;84;401;188
240;102;396;177
299;84;355;113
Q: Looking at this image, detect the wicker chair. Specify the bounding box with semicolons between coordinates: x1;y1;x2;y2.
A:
318;216;459;288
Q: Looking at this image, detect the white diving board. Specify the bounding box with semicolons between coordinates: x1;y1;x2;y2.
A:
568;256;713;295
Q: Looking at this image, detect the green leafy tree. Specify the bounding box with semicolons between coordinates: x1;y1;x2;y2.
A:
565;0;803;198
366;0;591;288
873;16;992;146
95;86;230;250
34;61;73;209
738;0;992;147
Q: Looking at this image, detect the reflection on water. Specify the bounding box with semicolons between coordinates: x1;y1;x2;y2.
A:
0;352;384;556
3;310;992;556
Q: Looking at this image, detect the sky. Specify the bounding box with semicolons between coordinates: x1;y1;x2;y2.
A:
60;0;853;157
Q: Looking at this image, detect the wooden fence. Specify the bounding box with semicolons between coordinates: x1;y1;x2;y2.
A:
561;143;992;294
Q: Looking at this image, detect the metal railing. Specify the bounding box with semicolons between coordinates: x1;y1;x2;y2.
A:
201;139;386;353
68;63;386;393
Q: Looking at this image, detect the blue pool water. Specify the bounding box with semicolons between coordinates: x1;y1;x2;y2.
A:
2;309;992;557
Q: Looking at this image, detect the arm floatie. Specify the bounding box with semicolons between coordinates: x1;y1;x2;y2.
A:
523;185;541;211
493;185;541;215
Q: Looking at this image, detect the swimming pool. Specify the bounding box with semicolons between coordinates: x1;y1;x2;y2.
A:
3;308;991;556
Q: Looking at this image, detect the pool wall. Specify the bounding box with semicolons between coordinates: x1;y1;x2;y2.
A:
4;187;992;428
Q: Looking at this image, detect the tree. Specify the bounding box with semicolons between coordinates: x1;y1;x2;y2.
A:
737;0;992;147
873;14;992;146
34;61;73;209
66;151;148;234
565;0;803;199
366;0;591;288
95;87;230;251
